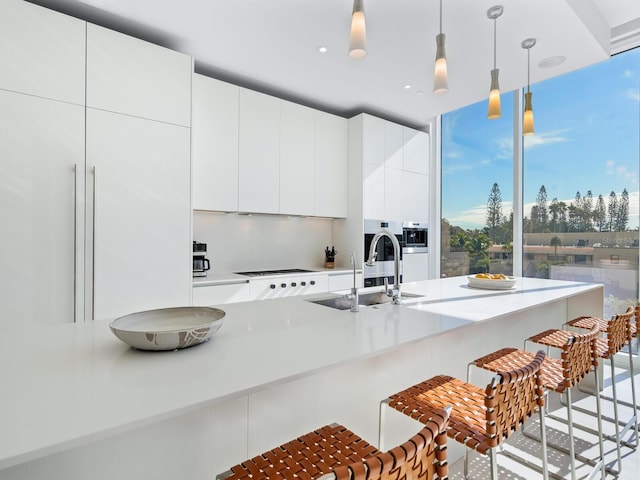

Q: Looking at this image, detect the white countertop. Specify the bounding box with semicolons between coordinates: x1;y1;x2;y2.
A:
192;267;362;287
0;276;601;469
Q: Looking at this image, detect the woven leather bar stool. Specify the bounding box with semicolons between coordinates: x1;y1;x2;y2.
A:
216;408;450;480
470;325;604;480
380;350;548;480
563;308;639;473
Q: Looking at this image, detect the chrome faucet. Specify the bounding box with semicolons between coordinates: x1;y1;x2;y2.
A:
366;229;402;304
345;252;359;312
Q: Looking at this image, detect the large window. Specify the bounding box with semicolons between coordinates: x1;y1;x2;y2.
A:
522;48;640;317
441;95;513;277
441;47;640;318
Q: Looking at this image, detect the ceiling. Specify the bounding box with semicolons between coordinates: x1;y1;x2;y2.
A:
29;0;640;130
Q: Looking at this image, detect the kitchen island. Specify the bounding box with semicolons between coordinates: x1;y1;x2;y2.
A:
0;276;602;480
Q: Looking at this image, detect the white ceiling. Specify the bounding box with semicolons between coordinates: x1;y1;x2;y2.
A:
30;0;640;129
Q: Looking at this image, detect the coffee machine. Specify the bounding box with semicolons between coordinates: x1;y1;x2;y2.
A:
192;241;211;277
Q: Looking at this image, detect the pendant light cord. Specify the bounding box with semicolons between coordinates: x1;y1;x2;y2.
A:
493;18;497;69
439;0;442;33
527;47;531;93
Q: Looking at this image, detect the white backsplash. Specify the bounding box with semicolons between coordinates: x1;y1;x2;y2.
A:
193;212;337;273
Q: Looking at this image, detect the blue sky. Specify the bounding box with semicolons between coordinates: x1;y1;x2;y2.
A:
442;47;640;230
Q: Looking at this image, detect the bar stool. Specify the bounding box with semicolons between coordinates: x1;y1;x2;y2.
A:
564;307;639;472
216;408;450;480
470;325;604;480
379;350;548;480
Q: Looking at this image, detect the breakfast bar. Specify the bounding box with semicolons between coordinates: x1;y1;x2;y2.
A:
0;276;603;480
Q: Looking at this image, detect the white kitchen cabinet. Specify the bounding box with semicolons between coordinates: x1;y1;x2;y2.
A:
362;115;385;166
385;122;404;170
192;74;239;212
86;109;191;320
402;253;429;283
238;89;280;214
279;100;315;215
86;23;192;126
403;127;430;174
328;272;363;291
363;162;385;220
314;112;348;218
0;89;85;325
0;0;86;105
402;171;429;222
193;283;251;305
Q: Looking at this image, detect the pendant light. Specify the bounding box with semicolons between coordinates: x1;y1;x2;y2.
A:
487;6;504;119
349;0;367;59
521;38;536;135
433;0;448;94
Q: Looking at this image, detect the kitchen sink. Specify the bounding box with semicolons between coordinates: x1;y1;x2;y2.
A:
309;291;423;310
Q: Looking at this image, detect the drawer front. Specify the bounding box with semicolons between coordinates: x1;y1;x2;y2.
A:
250;275;328;300
193;283;251;305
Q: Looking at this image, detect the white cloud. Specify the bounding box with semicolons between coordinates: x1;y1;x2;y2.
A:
627;88;640;101
523;130;570;150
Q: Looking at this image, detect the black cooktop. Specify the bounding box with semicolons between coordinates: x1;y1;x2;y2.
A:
235;269;315;277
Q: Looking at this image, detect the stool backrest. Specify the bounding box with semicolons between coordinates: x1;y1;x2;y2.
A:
330;408;450;480
562;324;600;388
607;306;634;355
484;350;545;448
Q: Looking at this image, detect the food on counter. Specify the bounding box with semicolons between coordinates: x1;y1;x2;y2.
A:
474;273;509;280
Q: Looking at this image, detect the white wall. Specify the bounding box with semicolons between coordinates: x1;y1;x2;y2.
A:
193;211;336;272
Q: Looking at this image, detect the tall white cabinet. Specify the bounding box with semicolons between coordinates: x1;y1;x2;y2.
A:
0;0;192;324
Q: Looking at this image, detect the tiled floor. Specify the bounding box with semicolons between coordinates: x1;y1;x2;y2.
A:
448;362;639;479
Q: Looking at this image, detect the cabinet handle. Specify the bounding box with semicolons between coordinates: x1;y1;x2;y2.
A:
73;164;78;323
91;166;96;321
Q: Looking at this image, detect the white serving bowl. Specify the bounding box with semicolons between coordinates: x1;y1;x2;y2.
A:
109;306;225;351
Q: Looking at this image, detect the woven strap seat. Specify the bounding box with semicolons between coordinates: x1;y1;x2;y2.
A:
221;413;449;480
388;352;545;456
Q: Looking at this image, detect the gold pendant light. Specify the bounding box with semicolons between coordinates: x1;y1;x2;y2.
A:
433;0;448;94
521;38;537;136
487;6;504;119
349;0;367;59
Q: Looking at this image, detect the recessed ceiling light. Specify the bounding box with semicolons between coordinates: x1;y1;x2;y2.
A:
416;90;425;95
403;84;412;90
317;46;328;54
538;55;566;68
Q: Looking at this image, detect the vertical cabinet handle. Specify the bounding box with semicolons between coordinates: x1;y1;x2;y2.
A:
91;166;96;321
73;164;78;323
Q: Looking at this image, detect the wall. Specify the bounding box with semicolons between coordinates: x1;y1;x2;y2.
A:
193;211;336;272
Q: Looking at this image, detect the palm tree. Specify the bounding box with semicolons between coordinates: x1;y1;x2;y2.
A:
550;236;562;261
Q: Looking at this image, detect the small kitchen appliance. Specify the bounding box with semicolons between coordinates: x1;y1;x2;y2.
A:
193;241;210;277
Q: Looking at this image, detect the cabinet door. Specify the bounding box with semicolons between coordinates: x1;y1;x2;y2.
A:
402;253;429;283
192;75;239;212
315;112;348;218
403;128;429;174
384;167;404;221
87;109;191;320
193;283;251;305
86;24;192;126
402;171;429;222
363;163;385;220
0;90;85;325
0;0;85;104
238;89;280;214
384;122;404;170
280;101;315;215
362;115;385;166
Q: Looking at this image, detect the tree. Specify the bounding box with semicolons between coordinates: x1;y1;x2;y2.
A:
608;191;618;231
534;185;548;232
616;188;629;231
464;231;492;274
594;195;607;231
549;198;567;233
550;236;562;260
581;190;594;231
485;183;503;243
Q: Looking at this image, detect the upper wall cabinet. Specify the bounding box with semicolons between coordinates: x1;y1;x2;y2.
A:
238;89;281;214
86;24;192;126
0;0;86;105
315;111;348;218
280;100;315;216
192;74;239;212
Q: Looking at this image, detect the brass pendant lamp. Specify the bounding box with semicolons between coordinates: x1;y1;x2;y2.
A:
487;6;504;119
521;38;537;135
